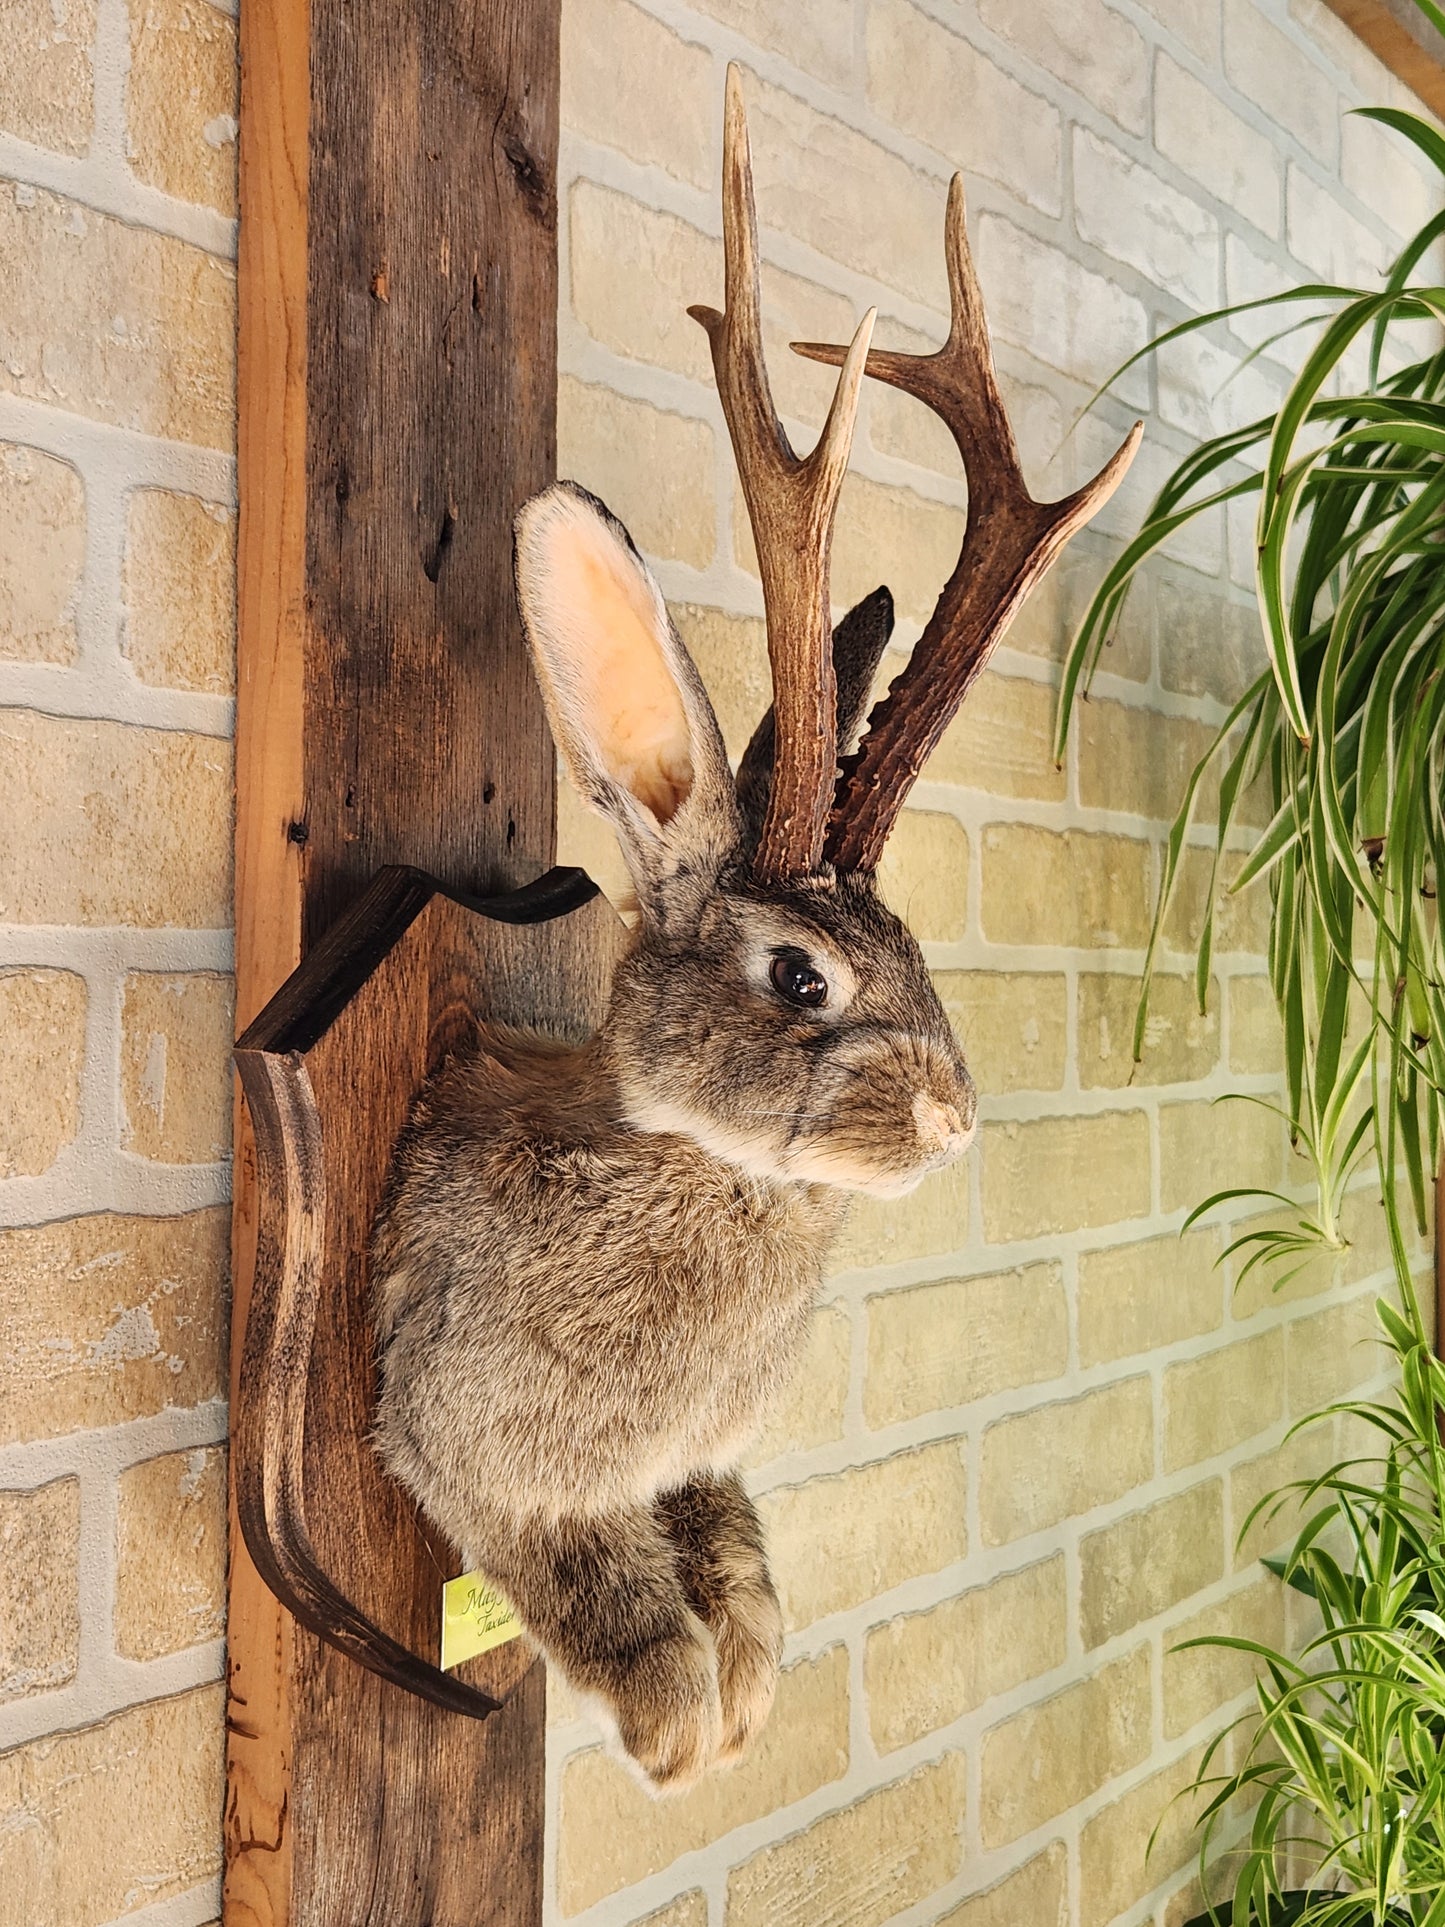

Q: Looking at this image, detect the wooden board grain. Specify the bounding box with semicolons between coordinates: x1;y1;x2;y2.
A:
230;0;564;1918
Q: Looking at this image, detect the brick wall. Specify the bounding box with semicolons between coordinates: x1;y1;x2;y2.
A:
0;0;236;1921
0;3;1434;1926
546;4;1437;1926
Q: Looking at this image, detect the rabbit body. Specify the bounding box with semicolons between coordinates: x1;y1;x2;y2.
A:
374;1028;844;1530
372;484;976;1787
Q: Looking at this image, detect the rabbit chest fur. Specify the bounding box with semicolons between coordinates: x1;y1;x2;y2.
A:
373;1028;846;1534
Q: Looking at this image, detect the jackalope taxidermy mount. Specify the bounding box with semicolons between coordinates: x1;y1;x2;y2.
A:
372;68;1140;1789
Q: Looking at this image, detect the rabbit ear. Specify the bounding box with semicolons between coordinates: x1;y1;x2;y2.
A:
515;483;741;905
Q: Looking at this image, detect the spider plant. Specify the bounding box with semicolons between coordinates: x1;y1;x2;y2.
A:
1054;111;1445;1295
1055;24;1445;1917
1176;1305;1445;1927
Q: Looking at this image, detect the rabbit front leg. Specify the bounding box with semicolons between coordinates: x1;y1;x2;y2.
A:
496;1505;724;1790
655;1472;784;1763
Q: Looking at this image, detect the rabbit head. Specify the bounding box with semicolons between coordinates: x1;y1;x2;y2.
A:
516;68;1139;1198
516;482;974;1200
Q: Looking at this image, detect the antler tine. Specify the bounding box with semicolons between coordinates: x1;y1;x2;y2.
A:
689;63;877;884
794;173;1142;873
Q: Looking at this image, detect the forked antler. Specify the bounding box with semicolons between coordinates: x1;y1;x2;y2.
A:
796;177;1143;873
690;65;878;884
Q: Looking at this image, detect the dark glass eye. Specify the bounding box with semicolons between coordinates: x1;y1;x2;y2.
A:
770;952;829;1009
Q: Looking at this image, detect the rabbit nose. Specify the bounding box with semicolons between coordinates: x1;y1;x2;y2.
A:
913;1093;973;1155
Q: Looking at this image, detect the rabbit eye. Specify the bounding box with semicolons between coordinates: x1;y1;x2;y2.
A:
770;952;829;1009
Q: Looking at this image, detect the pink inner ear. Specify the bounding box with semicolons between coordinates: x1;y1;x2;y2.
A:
553;530;695;827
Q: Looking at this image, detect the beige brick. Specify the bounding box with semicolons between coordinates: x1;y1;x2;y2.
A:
1077;699;1220;825
1008;537;1152;683
561;0;713;187
982;1110;1152;1244
1136;0;1219;62
980;1377;1153;1546
557;1647;848;1913
742;76;950;307
981;825;1151;951
1078;1227;1222;1368
554;778;629;908
977;216;1148;400
1338;1186;1396;1287
737;470;960;630
0;1684;223;1924
936;970;1067;1095
1156;327;1287;445
1231;1421;1336;1570
120;971;234;1165
1159;1097;1285;1214
937;1843;1068;1927
126;0;238;215
0;0;94;155
929;672;1065;801
0;711;232;926
123;488;235;693
866;1263;1067;1427
877;810;967;942
1229;974;1283;1075
865;320;968;480
749;1301;850;1464
980;1646;1150;1847
762;1442;967;1629
0;1479;79;1702
1075;132;1220;308
1081;1480;1225;1649
0;1209;228;1446
569;184;861;437
866;0;1062;212
833;1157;968;1271
1155;52;1280;236
1080;972;1219;1090
1287;160;1389;284
1156;576;1265;705
866;1556;1066;1752
674;604;770;761
0;444;84;665
0;186;233;446
1163;848;1272;961
694;0;855;90
725;1752;966;1927
626;1900;706;1927
0;970;86;1179
867;345;1063;492
115;1445;226;1659
1094;432;1223;581
626;1898;706;1927
1164;1575;1286;1737
1079;1746;1208;1927
1287;1292;1381;1415
1224;0;1339;164
560;377;715;570
978;0;1148;133
1225;229;1306;372
1163;1329;1285;1472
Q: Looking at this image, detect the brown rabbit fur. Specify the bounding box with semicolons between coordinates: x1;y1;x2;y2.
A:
371;482;976;1789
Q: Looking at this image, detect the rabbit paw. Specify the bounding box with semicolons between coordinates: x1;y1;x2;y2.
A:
613;1614;723;1791
714;1584;784;1763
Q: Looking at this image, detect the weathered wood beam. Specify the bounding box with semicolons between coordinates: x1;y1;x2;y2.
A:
229;0;561;1918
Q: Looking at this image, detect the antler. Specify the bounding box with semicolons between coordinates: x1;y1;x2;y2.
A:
795;175;1143;874
690;65;877;885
